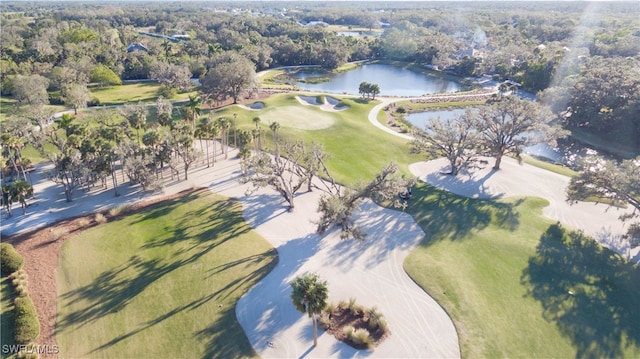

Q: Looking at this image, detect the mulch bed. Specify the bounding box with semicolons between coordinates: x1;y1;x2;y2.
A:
323;307;389;350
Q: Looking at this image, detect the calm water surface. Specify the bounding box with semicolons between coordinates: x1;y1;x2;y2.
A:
291;63;462;97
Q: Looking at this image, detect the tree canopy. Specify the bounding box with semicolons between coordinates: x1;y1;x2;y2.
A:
201;52;258;104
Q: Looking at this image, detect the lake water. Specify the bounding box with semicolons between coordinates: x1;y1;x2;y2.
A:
290;63;462;97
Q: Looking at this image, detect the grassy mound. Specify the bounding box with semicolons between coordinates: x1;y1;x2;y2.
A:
404;183;640;358
56;190;277;358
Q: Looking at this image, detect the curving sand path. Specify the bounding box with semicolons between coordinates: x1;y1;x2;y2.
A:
2;146;460;359
409;157;639;262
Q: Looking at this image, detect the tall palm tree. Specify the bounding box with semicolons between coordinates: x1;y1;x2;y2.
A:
185;94;202;131
290;273;329;347
252;116;262;152
216;117;231;159
162;40;173;58
210;123;220;166
270;121;280;147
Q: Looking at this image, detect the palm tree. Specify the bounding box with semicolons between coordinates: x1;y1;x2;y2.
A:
269;121;281;150
232;112;238;148
290;273;329;347
185;94;202;131
252;116;262;152
162;40;173;58
11;180;33;215
216;117;231;159
208;119;220;166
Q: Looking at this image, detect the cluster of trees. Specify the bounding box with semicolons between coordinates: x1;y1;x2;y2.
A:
411;96;562;175
0;94;257;205
358;81;380;100
567;155;640;255
242;136;414;240
1;1;637;149
540;56;640;152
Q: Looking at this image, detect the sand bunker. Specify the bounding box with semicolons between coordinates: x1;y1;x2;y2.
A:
296;95;349;112
239;101;265;110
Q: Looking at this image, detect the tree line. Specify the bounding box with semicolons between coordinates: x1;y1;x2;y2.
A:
1;1;638;149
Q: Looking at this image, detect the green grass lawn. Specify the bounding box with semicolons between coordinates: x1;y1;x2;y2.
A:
208;93;422;185
89;82;197;106
404;183;640;358
56;190;277;359
1;276;16;359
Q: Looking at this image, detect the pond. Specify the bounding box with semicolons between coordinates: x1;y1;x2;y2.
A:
289;63;463;97
406;109;601;166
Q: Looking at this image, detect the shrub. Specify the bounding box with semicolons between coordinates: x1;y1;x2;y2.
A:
348;297;362;316
14;296;40;344
15;284;28;297
95;212;107;224
318;313;331;330
368;306;382;330
77;218;90;228
336;299;348;309
324;301;336;314
377;318;389;334
16;344;39;359
396;106;406;114
158;85;176;98
51;228;68;241
88;97;101;106
48;95;64;105
108;204;129;217
351;328;372;346
343;325;355;339
1;243;24;276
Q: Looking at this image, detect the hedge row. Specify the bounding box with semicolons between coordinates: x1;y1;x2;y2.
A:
2;243;41;346
14;296;40;345
1;242;24;275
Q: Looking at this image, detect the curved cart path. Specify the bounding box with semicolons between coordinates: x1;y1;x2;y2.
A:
409;157;638;262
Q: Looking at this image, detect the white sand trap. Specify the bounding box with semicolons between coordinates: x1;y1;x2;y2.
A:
233;185;460;358
296;95;349;112
409;156;639;261
238;101;265;111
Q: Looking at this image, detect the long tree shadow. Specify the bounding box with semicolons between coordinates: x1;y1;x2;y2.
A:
521;223;640;358
58;193;254;332
87;256;276;357
406;182;521;245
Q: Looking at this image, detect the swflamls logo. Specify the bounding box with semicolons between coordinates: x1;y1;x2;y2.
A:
2;344;60;354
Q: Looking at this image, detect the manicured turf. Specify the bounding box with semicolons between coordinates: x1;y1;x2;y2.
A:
209;93;422;185
1;276;16;359
56;190;277;359
89;82;197;105
404;182;640;358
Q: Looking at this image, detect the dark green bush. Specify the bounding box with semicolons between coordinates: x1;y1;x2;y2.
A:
14;296;40;344
158;85;176;98
1;243;24;276
48;95;64;105
88;97;101;106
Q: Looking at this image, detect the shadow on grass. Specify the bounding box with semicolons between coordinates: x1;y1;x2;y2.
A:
1;277;16;356
57;193;258;331
521;223;640;358
87;256;277;358
406;182;520;244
